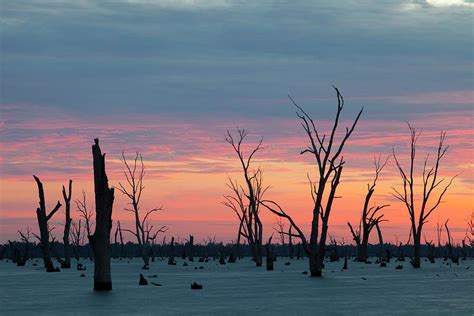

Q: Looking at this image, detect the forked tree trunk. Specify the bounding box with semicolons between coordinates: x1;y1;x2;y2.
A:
33;175;61;272
90;138;114;291
62;180;73;268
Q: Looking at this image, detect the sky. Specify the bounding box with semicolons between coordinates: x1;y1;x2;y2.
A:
0;0;473;245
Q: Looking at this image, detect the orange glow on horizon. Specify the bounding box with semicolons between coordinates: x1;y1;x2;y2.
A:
0;110;472;245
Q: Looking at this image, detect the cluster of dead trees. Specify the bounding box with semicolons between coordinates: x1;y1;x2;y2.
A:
224;86;461;276
16;139;115;290
6;138;169;290
3;86;469;290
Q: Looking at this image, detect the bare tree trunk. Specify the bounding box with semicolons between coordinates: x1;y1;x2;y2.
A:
288;227;294;259
90;138;114;291
445;220;459;264
393;125;455;269
375;222;384;261
188;235;194;262
255;241;263;266
33;176;61;272
62;180;72;268
411;232;421;268
266;236;273;271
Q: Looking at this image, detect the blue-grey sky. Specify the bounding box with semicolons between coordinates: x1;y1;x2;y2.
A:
1;0;472;119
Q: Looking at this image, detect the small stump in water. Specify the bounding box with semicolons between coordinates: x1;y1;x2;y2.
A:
191;282;203;290
139;274;148;285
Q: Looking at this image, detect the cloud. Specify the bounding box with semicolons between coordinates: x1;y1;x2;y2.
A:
1;0;472;118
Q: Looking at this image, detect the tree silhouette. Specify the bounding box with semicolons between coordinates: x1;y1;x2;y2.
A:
58;180;73;268
223;128;267;267
392;124;456;268
116;151;167;269
347;155;389;262
263;87;363;277
33;175;61;272
90;138;114;291
70;219;84;265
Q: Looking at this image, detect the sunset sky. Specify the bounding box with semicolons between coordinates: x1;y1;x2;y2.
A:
0;0;472;245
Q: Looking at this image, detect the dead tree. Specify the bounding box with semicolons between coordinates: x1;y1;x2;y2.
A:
392;125;456;268
33;175;62;272
444;220;458;264
10;227;32;266
70;219;84;265
274;219;286;246
114;221;125;259
76;191;94;259
116;151;166;269
266;236;274;271
375;221;385;262
263;87;363;277
347;155;389;262
90;138;114;291
288;226;294;259
187;235;194;262
425;238;436;263
60;180;73;268
436;219;443;257
465;212;473;247
329;235;339;262
223;128;267;267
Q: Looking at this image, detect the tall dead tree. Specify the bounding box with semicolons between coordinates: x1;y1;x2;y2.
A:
347;155;389;262
33;175;62;272
116;151;166;269
392;125;456;268
91;138;114;291
263;87;363;277
61;180;73;268
223;129;267;267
